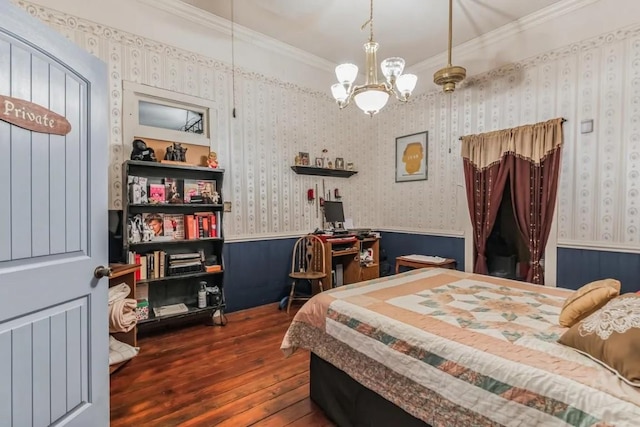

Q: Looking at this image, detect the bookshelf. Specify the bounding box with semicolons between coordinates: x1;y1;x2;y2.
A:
122;160;226;328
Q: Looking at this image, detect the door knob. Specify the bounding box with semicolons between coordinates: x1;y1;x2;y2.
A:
94;266;112;279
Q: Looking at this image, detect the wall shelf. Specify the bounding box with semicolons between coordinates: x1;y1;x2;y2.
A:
290;165;357;178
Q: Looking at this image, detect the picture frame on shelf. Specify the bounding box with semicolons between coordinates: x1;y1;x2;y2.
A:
335;157;345;169
315;157;324;168
395;131;428;182
298;152;310;166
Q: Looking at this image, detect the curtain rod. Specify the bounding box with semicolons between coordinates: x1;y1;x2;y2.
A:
457;118;567;140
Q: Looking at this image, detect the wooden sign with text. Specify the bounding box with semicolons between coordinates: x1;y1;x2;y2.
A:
0;95;71;135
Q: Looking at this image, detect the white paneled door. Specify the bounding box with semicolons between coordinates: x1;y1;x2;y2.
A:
0;1;109;426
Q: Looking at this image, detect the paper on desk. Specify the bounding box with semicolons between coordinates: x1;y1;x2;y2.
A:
403;254;446;263
344;218;354;230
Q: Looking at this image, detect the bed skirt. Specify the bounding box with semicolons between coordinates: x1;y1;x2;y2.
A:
310;352;430;427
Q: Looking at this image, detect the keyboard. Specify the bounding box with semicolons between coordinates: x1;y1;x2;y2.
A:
348;228;371;234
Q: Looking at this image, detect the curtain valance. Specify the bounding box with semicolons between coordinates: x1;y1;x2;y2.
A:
461;118;564;170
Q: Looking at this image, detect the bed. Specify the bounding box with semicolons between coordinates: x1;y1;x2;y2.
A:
281;268;640;426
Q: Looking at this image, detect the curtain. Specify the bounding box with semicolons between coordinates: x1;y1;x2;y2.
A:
462;131;512;275
510;119;564;284
461;118;564;284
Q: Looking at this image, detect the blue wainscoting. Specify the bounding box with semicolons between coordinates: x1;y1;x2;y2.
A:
557;247;640;293
223;237;297;313
222;232;466;313
380;231;465;273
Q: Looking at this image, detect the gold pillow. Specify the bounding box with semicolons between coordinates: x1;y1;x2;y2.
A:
558;293;640;387
558;278;620;327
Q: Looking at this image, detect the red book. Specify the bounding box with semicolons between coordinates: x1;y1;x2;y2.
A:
134;253;141;280
209;214;216;237
185;215;196;239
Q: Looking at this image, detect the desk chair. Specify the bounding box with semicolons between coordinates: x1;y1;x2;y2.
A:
287;234;326;314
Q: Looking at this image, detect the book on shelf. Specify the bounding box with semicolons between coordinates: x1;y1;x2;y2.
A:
153;303;188;317
142;213;172;241
164;178;184;204
182;179;217;204
198;180;216;203
148;184;165;204
163;214;185;240
209;213;217;238
127;176;148;204
183;179;200;203
128;250;167;280
168;252;202;260
183;213;217;239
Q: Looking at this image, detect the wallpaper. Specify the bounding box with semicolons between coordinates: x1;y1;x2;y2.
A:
15;0;640;249
18;0;378;239
378;23;640;249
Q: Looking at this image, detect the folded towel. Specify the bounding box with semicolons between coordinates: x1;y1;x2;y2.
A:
109;335;139;365
109;282;131;304
109;298;137;333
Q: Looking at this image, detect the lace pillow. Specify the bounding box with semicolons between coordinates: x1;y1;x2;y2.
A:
558;278;620;327
558;293;640;387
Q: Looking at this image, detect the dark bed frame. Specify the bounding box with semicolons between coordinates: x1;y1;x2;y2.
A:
310;353;431;427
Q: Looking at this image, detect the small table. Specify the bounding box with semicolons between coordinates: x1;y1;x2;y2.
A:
395;256;457;274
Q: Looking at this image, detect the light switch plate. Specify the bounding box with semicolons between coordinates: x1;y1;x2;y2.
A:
581;119;594;134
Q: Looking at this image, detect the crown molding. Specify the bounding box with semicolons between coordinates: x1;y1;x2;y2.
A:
136;0;335;73
411;0;600;75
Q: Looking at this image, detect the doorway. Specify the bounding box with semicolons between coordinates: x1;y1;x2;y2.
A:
485;178;530;280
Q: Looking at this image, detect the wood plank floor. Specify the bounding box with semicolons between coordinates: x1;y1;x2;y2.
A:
110;303;335;427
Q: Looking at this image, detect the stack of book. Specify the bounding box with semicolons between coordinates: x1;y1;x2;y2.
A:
184;212;220;239
167;252;203;276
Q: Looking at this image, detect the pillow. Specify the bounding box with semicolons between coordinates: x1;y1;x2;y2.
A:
558;278;620;327
558;293;640;387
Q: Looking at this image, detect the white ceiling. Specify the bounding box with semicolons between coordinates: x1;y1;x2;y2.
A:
179;0;562;68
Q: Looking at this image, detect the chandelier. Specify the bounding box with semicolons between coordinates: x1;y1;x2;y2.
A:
433;0;466;93
330;0;417;117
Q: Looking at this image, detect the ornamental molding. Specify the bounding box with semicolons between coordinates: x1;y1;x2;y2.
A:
16;0;330;99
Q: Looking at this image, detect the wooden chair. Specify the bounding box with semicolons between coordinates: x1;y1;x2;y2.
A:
287;234;326;314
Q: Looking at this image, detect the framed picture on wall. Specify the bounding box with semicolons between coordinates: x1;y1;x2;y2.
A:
395;131;428;182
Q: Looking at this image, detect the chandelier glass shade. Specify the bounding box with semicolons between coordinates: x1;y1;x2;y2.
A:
330;1;417;117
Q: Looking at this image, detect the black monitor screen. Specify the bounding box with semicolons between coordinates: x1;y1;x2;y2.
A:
324;201;345;224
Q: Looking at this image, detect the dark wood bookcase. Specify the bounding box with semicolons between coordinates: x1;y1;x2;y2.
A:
122;160;225;328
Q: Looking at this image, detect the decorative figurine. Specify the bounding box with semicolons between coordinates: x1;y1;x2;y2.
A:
294;154;301;166
130;139;157;162
211;191;220;204
164;142;188;162
207;151;219;168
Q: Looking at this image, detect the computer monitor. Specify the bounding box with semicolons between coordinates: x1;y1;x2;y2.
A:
323;201;345;228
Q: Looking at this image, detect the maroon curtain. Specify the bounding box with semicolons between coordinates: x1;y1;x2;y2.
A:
463;158;511;275
510;148;562;285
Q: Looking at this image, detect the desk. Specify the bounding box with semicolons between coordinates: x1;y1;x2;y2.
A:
395;256;456;274
320;235;380;288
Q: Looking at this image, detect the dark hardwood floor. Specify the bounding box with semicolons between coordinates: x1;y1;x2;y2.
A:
110;303;335;426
